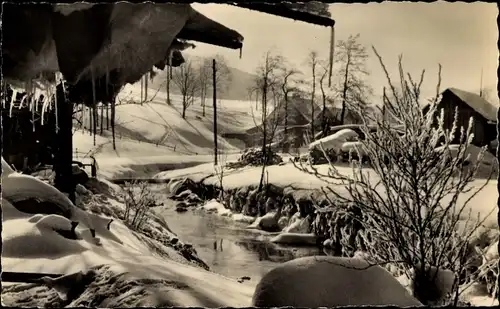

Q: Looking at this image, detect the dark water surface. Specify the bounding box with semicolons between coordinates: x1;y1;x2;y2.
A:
154;200;325;283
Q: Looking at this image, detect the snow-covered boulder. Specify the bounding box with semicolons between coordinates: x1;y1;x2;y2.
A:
252;256;423;307
202;199;231;216
76;184;91;195
269;232;318;246
247;211;280;232
232;213;255;224
283;214;311;234
277;216;289;230
2;214;89;258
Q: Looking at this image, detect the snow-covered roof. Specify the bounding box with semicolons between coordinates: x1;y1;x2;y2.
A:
309;128;359;150
447;88;498;122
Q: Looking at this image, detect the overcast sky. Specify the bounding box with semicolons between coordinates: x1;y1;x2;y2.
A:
188;1;498;104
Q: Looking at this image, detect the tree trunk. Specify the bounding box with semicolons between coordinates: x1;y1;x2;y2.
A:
106;104;109;130
100;103;104;134
202;87;206;117
283;93;289;153
320;80;327;136
340;56;351;125
140;76;144;104
258;83;267;192
166;51;172;105
88;107;92;136
182;99;187;119
144;73;148;102
255;90;259;111
213;59;218;165
93;106;97;146
311;65;316;138
53;83;76;203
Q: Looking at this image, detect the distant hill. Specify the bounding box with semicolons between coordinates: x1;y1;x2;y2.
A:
148;56;257;101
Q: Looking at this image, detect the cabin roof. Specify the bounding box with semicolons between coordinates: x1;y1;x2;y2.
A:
446;88;498;122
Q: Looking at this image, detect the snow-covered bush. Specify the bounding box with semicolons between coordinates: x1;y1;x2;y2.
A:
295;52;496;305
308;146;338;165
122;180;156;230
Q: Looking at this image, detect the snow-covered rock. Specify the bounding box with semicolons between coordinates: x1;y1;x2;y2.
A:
202;199;231;216
232;213;255;224
269;233;318;246
322;238;334;249
247;211;280;232
282;214;311;234
76;184;91;195
277;216;289;230
252;256;423;307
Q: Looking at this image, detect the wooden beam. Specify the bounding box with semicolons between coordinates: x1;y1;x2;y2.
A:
232;2;335;27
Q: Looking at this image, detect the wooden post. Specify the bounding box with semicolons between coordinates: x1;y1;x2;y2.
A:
54;83;76;203
166;51;172;105
100;103;104;134
140;76;144;104
106;104;109;130
213;59;218;166
144;73;149;102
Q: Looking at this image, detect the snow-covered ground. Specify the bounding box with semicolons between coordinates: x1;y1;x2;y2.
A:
71;84;257;179
1;176;254;307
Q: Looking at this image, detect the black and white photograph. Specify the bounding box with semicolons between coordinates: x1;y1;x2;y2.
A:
1;1;499;307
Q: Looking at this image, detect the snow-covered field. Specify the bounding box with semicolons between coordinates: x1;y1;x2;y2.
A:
71;84;257;179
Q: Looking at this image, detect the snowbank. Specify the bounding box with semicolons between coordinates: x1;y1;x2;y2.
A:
2;177;255;307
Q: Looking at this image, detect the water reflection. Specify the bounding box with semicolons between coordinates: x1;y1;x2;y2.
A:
154;203;324;282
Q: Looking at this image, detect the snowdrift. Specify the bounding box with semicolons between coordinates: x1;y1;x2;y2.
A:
1;173;254;307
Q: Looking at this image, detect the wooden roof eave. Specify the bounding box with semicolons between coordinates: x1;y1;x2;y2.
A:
230;2;335;27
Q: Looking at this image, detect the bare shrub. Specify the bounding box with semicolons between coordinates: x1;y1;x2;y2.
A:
122;180;156;230
295;50;496;305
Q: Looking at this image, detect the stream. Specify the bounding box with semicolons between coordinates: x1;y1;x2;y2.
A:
153;197;325;283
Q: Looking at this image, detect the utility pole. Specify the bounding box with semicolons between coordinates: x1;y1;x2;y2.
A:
213;59;218;165
479;67;484;97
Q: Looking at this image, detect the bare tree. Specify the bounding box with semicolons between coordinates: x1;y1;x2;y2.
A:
249;51;284;191
212;54;232;96
318;63;331;137
306;50;320;137
296;51;496;305
278;64;302;152
334;34;372;124
197;55;232;117
198;58;211;116
172;60;200;119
